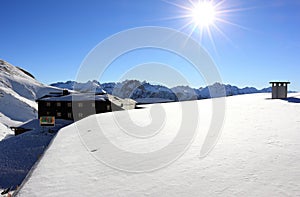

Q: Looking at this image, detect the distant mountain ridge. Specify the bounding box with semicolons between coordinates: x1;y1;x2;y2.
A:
50;80;290;103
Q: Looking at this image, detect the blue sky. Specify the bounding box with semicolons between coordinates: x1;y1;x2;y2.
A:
0;0;299;91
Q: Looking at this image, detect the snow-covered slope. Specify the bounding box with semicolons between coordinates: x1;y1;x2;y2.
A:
0;122;13;141
0;60;60;140
16;93;300;196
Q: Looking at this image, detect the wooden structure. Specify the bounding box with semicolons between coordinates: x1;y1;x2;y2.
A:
269;82;290;99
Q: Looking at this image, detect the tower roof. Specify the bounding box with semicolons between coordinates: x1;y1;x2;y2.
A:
269;81;290;84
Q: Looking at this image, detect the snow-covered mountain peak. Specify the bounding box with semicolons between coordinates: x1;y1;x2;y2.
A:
0;60;60;130
0;60;36;84
51;80;106;94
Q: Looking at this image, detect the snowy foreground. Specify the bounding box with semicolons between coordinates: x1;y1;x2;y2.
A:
16;93;300;196
0;119;73;193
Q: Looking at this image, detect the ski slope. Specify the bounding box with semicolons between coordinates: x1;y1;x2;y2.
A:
16;93;300;196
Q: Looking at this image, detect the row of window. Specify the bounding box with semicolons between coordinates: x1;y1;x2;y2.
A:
44;104;111;118
45;111;79;118
46;102;65;107
45;102;96;108
45;102;111;111
273;83;287;87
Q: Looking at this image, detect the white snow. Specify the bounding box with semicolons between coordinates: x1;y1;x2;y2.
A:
0;112;23;127
0;122;13;141
16;93;300;196
0;112;23;141
0;87;37;122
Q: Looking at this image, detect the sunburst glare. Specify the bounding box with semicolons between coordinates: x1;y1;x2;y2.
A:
164;0;247;51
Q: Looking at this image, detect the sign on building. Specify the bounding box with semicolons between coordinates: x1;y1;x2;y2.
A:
40;116;55;127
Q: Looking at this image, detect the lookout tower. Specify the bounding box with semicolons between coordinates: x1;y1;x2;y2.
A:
269;82;290;99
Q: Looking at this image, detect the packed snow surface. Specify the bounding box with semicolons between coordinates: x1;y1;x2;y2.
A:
17;93;300;196
0;122;13;141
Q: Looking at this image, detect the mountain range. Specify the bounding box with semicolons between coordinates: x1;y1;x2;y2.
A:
51;80;279;103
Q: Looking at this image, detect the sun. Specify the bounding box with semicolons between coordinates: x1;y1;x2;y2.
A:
164;0;246;49
192;1;216;27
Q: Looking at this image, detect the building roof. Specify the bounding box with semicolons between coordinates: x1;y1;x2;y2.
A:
269;81;290;84
36;92;109;102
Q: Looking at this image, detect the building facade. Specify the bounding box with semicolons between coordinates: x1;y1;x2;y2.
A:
36;90;136;121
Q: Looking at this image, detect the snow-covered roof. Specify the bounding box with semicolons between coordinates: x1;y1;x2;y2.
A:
37;93;109;102
15;93;300;196
269;81;290;84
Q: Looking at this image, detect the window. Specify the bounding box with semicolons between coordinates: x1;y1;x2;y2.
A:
67;102;72;107
67;113;72;119
78;103;83;108
78;113;84;118
56;102;61;107
107;105;111;111
57;112;62;117
46;102;51;107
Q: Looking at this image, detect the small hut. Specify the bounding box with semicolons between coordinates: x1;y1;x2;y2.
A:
269;82;290;99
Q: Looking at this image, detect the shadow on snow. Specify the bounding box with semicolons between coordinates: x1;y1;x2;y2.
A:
282;97;300;103
0;119;72;191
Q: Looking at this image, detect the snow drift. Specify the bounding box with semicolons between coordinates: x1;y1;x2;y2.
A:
16;93;300;196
